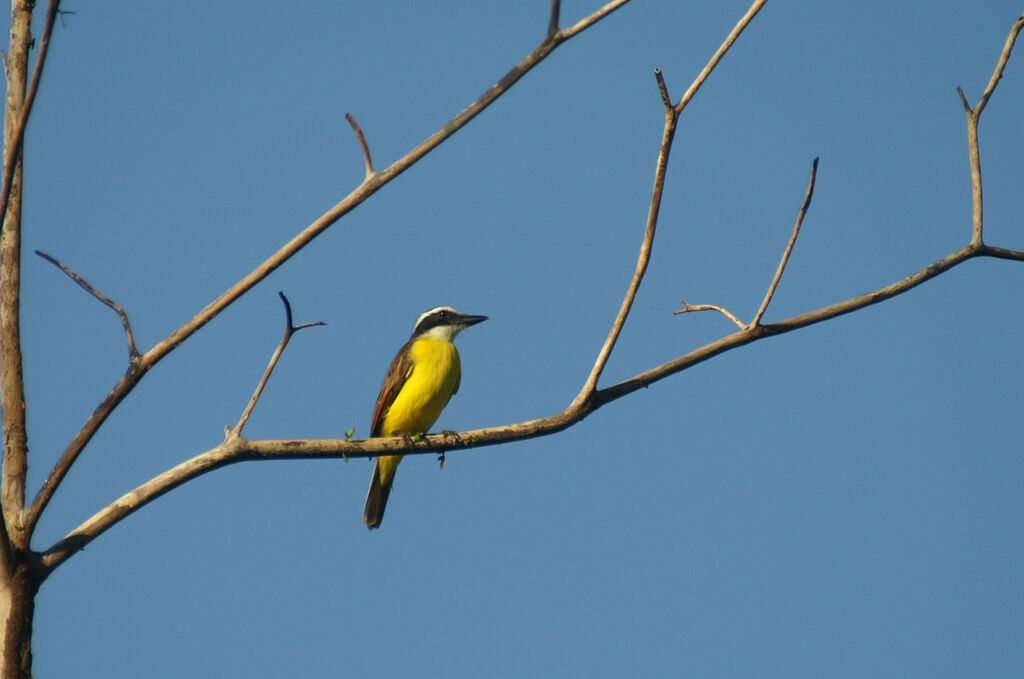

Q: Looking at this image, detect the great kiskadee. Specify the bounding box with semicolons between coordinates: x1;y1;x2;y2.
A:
363;306;487;529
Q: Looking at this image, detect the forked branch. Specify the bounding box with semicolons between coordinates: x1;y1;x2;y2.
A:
957;12;1024;246
231;293;325;436
573;0;766;409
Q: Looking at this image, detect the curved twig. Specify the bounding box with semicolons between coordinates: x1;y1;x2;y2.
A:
750;157;818;327
344;113;375;180
232;293;325;436
35;250;140;362
674;300;746;330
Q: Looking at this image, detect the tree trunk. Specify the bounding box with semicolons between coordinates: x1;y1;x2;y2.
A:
0;556;36;679
0;1;36;676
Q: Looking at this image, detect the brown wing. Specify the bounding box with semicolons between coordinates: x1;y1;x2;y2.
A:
369;339;415;437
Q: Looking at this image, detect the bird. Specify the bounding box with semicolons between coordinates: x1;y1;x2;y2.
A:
363;306;487;529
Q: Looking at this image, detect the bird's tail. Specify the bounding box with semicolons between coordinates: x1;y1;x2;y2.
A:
363;456;397;529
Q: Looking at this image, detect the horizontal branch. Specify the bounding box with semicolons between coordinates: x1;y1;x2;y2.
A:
40;410;583;573
601;242;989;404
40;239;1022;576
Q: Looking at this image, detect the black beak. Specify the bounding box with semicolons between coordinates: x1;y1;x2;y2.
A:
459;314;488;327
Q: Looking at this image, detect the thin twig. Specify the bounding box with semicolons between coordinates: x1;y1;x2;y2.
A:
572;71;679;408
655;68;671;110
548;0;561;39
559;0;630;39
974;13;1024;117
956;85;971;113
674;300;746;330
675;0;767;114
56;9;76;28
35;250;140;361
750;157;819;327
344;113;374;180
22;0;634;536
232;293;325;436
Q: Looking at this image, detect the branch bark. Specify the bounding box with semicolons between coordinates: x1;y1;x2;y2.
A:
232;293;325;437
0;0;31;553
2;4;62;677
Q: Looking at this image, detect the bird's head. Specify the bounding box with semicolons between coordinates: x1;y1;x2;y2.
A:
411;306;488;341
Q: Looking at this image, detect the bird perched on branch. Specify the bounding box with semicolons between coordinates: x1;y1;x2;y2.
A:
363;306;487;529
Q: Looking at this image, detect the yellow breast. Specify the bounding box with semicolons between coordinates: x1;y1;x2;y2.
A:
379;336;461;436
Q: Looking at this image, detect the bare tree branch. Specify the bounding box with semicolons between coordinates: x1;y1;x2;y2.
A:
559;0;630;40
571;71;678;409
0;0;61;238
22;0;634;537
35;251;140;362
750;157;819;327
654;68;671;109
673;0;767;113
34;231;1015;573
232;293;325;436
981;244;1024;261
572;0;764;409
958;13;1024;247
674;300;746;330
547;0;561;39
344;112;374;181
974;12;1024;116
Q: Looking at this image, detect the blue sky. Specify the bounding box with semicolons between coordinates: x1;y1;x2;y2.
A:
10;1;1023;677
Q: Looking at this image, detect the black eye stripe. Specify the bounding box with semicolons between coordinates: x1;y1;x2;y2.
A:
413;310;452;335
